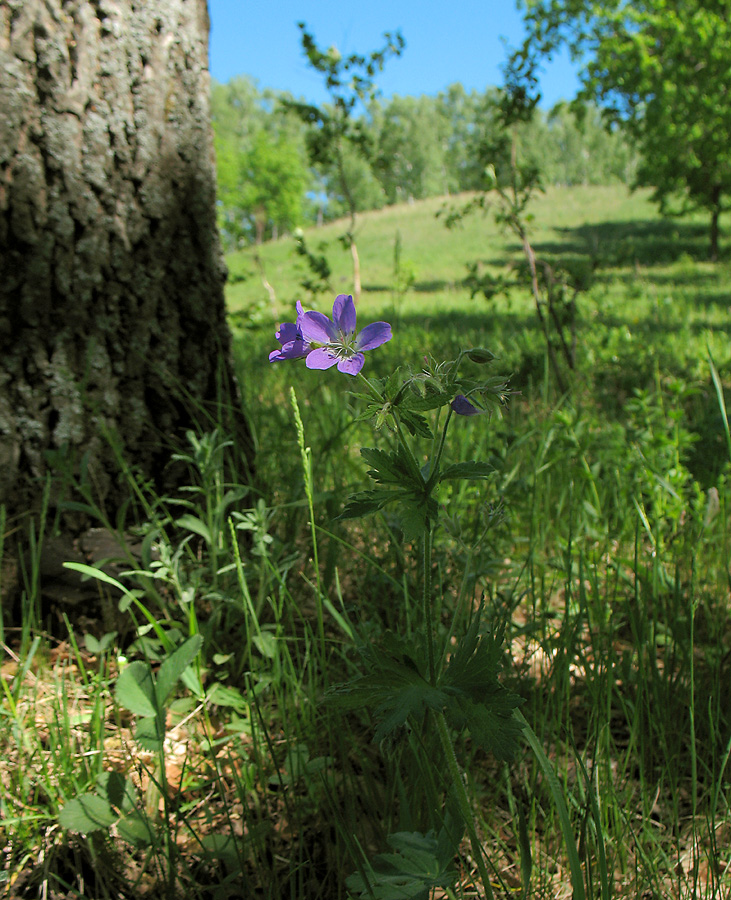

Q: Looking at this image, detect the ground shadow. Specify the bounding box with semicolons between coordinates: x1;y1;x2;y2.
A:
542;218;713;267
472;219;715;271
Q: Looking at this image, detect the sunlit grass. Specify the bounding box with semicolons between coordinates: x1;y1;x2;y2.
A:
3;184;731;898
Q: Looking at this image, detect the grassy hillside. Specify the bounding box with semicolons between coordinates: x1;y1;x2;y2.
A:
225;185;716;310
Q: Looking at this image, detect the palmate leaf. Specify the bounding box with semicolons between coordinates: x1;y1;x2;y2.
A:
445;691;524;762
395;491;438;541
339;489;394;520
328;636;445;744
339;486;437;539
361;445;423;489
398;408;433;439
401;389;454;413
347;830;456;900
439;460;494;481
440;609;524;761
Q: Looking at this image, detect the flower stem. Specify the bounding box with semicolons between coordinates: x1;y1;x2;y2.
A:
357;372;384;402
426;406;453;491
356;372;423;477
422;524;435;685
435;710;495;900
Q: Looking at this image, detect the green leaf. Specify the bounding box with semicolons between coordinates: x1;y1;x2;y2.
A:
156;634;203;706
58;771;145;838
175;514;212;545
394;491;439;541
399;409;433;439
329;637;445;744
135;715;166;751
59;794;117;834
95;771;137;813
361;447;415;487
339;489;394;520
446;691;524;761
207;682;249;712
440;610;524;761
117;811;155;848
403;390;454;412
84;631;117;655
115;661;157;718
347;830;456;899
63;562;139;611
439;461;494;481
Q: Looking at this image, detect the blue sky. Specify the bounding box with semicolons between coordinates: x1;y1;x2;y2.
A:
208;0;581;109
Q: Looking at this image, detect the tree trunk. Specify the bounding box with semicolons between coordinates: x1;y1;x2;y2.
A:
0;0;252;531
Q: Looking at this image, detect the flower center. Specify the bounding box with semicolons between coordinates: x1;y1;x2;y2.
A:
332;329;357;358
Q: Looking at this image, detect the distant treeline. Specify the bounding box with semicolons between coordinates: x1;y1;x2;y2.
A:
211;75;637;248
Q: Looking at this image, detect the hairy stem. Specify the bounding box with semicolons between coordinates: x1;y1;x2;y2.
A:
422;524;435;685
435;710;495;900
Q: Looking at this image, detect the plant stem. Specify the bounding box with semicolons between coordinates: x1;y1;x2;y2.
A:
422;524;435;685
435;710;495;900
290;388;327;674
426;407;453;491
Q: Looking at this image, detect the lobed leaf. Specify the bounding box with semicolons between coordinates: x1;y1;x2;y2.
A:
440;610;524;760
439;461;494;481
328;637;445;744
347;830;456;899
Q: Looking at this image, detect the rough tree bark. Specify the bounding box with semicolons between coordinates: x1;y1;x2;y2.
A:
0;0;252;534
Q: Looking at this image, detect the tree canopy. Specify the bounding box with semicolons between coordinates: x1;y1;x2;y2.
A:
211;74;636;249
514;0;731;258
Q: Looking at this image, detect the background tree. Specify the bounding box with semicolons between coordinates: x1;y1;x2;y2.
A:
283;22;404;301
521;103;637;187
211;76;309;248
372;94;450;203
514;0;731;259
0;0;252;539
436;84;506;193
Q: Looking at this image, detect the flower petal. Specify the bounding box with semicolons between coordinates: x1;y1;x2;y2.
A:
451;395;481;416
270;338;310;361
299;311;338;344
306;347;339;370
337;353;365;376
355;321;392;352
276;322;300;345
332;294;356;337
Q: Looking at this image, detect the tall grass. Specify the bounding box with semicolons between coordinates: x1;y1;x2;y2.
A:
2;185;731;898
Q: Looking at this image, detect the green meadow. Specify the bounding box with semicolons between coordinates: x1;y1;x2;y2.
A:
3;185;731;899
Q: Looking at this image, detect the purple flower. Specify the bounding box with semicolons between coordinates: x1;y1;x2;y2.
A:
451;395;482;416
297;294;392;376
269;302;312;362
